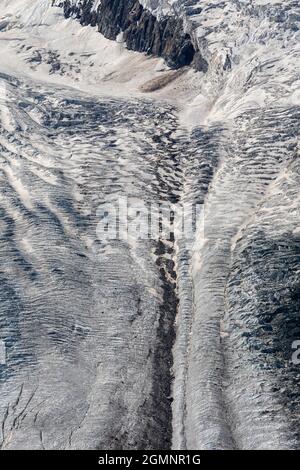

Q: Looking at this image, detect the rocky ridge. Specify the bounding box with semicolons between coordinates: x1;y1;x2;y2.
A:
53;0;208;70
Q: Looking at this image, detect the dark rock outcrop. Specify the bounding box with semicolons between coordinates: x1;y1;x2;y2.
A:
55;0;208;71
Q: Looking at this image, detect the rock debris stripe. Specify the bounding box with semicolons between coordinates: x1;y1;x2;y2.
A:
54;0;208;71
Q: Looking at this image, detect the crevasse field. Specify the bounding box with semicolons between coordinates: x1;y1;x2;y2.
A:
0;0;299;450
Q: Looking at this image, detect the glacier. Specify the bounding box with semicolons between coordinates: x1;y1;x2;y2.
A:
0;0;299;450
